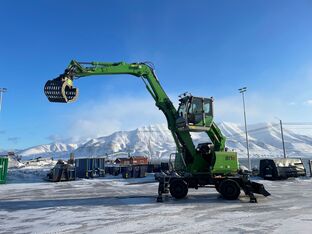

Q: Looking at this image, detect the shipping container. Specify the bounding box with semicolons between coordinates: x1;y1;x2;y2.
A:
94;158;106;176
75;158;92;178
122;166;133;179
147;164;154;173
105;166;120;176
133;166;140;178
139;165;148;178
0;157;8;184
75;158;105;178
111;166;120;176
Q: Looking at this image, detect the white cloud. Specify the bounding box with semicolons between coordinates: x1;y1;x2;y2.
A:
213;93;308;124
214;96;242;123
214;95;280;123
304;100;312;106
64;96;166;141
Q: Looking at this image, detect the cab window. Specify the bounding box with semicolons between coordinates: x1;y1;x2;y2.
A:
189;98;202;114
203;99;212;115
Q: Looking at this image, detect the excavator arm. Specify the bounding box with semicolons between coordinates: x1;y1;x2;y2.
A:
45;60;200;172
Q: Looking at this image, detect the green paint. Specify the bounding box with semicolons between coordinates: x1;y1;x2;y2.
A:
212;152;239;175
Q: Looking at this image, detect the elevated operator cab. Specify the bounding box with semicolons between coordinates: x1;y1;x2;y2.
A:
176;93;214;132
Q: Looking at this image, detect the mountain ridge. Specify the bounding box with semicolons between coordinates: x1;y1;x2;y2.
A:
9;122;312;160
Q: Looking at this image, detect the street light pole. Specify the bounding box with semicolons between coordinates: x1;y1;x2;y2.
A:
279;119;286;159
0;88;7;112
238;87;251;170
274;117;287;159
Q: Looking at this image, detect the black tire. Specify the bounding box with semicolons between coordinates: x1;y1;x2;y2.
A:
219;179;241;200
169;179;188;199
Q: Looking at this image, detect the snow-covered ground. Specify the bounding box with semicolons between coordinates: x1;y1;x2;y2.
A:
1;169;312;233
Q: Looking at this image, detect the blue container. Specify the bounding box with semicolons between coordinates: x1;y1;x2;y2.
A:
122;166;133;179
75;158;105;178
120;166;127;174
94;158;106;176
111;166;120;176
147;164;154;173
75;158;91;178
139;165;147;178
105;167;114;175
105;166;120;176
133;166;140;178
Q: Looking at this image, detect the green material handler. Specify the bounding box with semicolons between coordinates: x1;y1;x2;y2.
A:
44;60;270;202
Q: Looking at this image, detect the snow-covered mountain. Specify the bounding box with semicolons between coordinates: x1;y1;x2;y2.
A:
219;122;312;158
12;122;312;160
18;143;79;160
73;124;175;159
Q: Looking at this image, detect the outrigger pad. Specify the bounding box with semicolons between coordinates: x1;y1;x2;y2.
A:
251;181;271;197
44;76;78;103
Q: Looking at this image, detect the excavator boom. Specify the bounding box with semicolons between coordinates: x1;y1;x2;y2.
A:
45;60;199;171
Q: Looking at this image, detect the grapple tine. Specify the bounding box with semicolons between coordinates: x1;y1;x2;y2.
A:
44;76;78;103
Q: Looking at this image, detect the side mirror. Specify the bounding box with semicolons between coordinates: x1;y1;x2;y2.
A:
44;76;78;103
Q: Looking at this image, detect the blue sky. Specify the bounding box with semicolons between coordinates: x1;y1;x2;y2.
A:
0;0;312;149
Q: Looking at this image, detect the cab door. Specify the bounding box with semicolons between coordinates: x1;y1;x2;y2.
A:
188;97;204;126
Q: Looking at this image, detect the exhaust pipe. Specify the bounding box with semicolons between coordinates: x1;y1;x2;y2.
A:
44;76;78;103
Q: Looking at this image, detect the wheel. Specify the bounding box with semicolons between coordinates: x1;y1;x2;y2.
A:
219;179;241;200
169;179;188;199
215;180;222;193
215;183;221;193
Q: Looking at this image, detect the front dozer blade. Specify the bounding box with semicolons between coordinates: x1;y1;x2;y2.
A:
44;76;78;103
250;181;271;197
